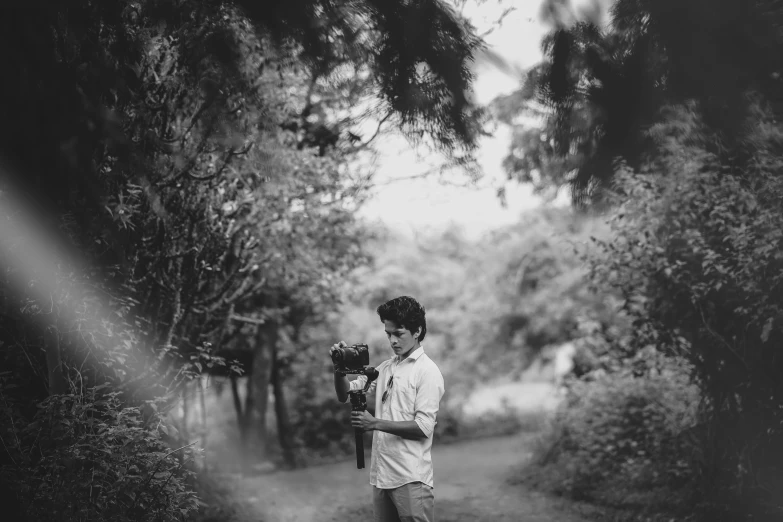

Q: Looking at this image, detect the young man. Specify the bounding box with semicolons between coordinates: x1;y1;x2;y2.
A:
331;296;445;522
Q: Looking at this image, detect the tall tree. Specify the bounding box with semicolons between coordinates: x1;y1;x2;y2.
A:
0;0;482;397
0;0;486;504
493;0;783;204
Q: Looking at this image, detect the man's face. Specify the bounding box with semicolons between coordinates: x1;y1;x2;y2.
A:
383;319;419;357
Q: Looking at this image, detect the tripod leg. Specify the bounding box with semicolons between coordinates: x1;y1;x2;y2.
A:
354;428;365;469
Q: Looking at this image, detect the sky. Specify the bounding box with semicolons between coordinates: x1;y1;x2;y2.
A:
357;0;556;240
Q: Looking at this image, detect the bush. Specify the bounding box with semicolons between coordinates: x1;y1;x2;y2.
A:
286;393;544;467
435;403;550;444
531;359;700;515
433;407;462;441
0;386;199;522
189;471;244;522
580;103;783;518
289;396;358;465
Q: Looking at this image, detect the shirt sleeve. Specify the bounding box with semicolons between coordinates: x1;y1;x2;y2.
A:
413;365;445;438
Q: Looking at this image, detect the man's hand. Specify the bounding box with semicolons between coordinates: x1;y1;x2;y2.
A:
330;341;347;374
351;410;377;431
331;342;350;403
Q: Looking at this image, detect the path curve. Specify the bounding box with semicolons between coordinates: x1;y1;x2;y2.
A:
224;433;590;522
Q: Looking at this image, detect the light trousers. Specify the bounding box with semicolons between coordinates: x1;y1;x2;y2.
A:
372;482;435;522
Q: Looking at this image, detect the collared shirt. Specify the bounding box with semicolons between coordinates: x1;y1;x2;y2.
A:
347;345;445;489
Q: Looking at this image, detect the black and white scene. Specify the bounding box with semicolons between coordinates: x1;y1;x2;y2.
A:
1;0;781;521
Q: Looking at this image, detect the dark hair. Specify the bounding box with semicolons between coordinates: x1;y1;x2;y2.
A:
376;296;427;342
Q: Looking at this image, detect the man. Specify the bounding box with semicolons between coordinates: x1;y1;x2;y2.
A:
331;296;445;522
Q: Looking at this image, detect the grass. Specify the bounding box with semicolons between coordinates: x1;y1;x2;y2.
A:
189;471;247;522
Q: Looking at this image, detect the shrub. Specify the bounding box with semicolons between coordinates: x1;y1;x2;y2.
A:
0;385;199;522
433;406;462;441
289;396;357;464
534;358;700;515
581;102;783;518
435;402;550;444
189;471;244;522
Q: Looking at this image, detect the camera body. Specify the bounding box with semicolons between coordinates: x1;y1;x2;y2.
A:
330;342;378;470
331;343;370;374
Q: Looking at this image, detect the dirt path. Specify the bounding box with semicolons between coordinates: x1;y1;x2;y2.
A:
225;433;591;522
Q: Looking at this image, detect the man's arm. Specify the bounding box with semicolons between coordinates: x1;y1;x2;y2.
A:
351;364;444;440
373;418;427;440
411;365;445;438
351;411;427;440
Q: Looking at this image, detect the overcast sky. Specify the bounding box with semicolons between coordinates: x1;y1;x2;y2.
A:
357;0;552;239
357;0;610;239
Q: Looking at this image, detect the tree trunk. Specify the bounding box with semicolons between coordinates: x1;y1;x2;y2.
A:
242;376;254;474
271;338;297;469
44;325;67;395
230;375;247;443
250;323;273;461
199;375;208;455
180;381;190;443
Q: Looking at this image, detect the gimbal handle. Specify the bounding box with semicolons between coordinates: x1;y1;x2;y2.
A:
344;367;379;469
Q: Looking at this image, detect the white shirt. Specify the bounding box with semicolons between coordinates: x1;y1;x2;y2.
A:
347;345;445;489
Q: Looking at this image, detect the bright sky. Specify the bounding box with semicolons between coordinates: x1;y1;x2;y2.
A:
357;0;554;240
358;0;609;239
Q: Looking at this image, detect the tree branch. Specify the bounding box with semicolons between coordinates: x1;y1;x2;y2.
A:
230;314;266;326
478;7;517;39
345;112;393;153
186;143;253;182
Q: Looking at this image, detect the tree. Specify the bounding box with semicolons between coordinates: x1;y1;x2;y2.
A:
583;102;783;519
338;208;612;401
0;0;483;399
0;0;482;407
495;3;783;518
493;0;783;204
0;0;485;511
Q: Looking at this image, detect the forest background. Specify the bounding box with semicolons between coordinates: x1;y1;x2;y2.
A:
2;1;783;522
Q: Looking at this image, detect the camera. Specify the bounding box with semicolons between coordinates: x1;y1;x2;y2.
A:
331;343;369;373
329;342;377;469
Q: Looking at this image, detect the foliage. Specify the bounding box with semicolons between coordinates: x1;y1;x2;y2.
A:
580;103;783;519
189;468;245;522
536;358;700;515
523;102;783;521
501;2;783;518
434;404;550;443
0;385;198;522
289;397;357;462
333;209;612;404
0;0;485;516
208;209;610;465
0;0;485;398
238;0;485;153
0;0;373;405
493;0;783;204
